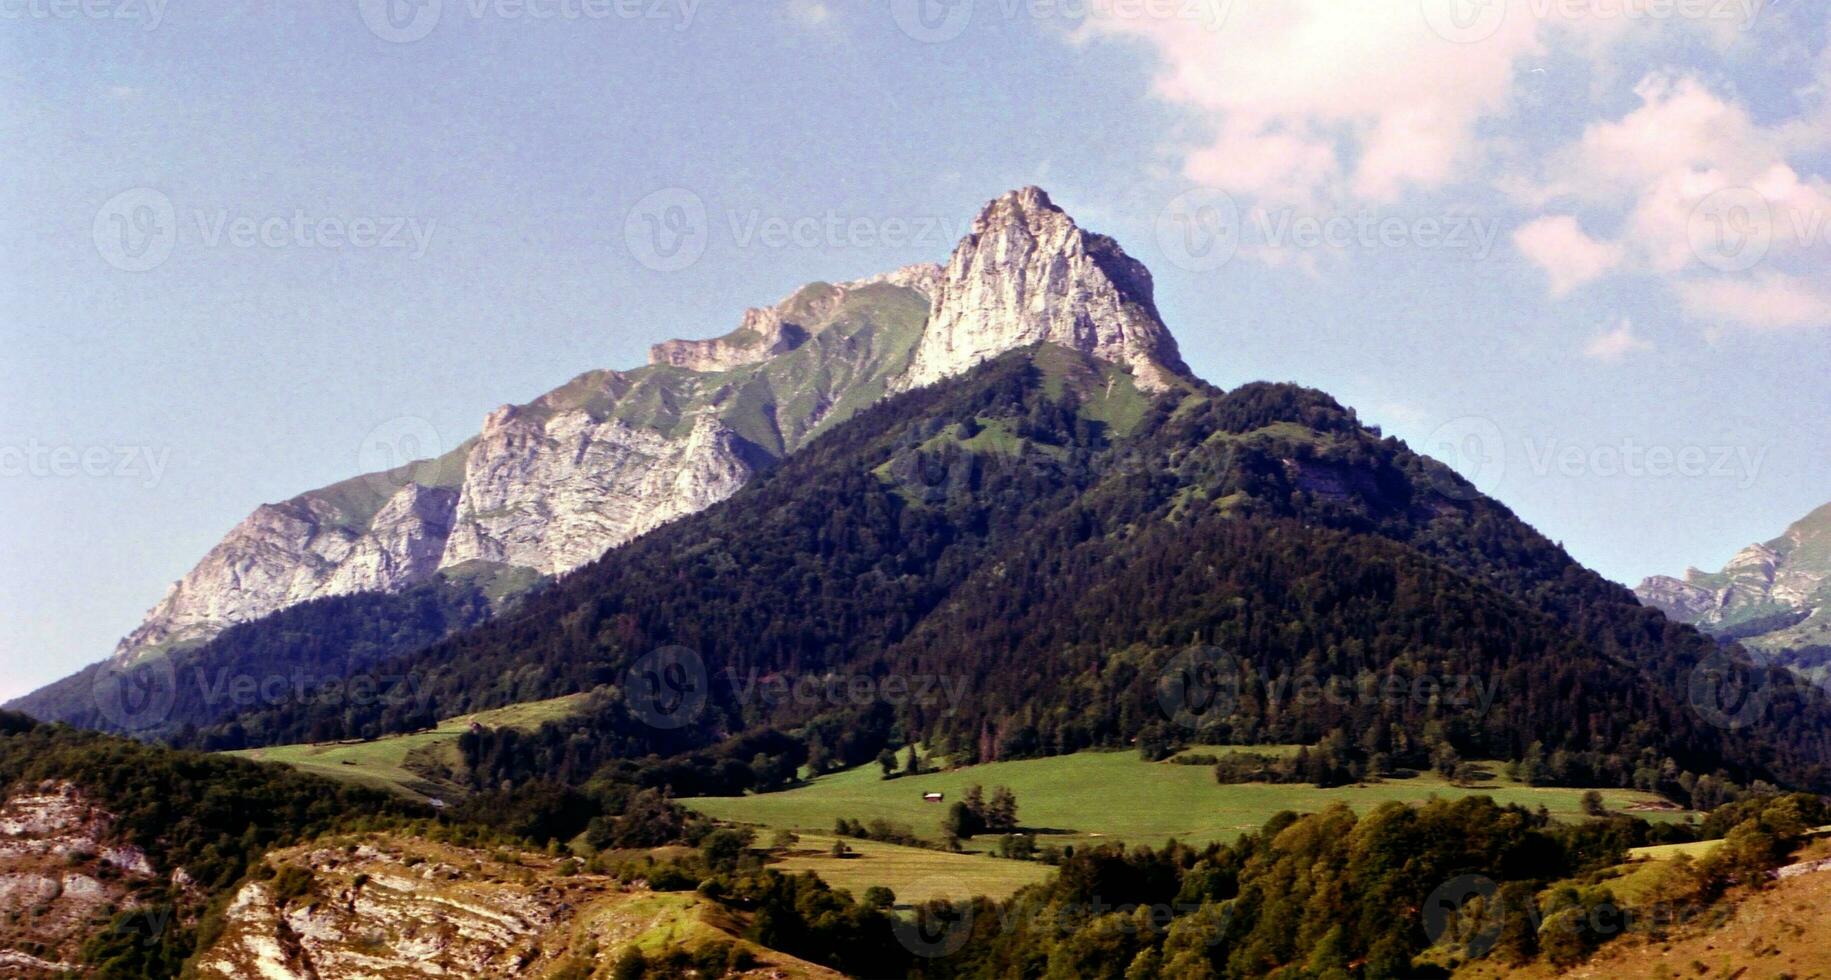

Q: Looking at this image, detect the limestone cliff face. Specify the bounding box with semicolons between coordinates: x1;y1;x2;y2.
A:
898;186;1188;393
90;187;1190;671
113;479;462;660
101;272;938;665
438;411;755;575
1637;501;1831;652
0;782;162;974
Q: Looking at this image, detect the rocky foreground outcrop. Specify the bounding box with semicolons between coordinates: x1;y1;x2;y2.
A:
196;834;837;979
1637;501;1831;652
73;187;1194;673
0;783;166;974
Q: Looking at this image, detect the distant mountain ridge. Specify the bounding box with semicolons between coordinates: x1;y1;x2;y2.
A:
1637;501;1831;653
93;187;1187;670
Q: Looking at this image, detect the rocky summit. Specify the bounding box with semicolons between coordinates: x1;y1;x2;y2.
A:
899;186;1187;393
96;189;1194;668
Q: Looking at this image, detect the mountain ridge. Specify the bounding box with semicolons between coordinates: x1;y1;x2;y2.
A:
144;343;1831;802
1637;500;1831;654
85;187;1190;673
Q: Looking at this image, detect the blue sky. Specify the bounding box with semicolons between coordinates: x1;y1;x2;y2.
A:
2;0;1828;700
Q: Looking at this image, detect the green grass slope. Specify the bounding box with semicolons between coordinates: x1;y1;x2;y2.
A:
228;692;590;801
684;748;1695;851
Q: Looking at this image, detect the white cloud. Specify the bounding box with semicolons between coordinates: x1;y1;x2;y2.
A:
1513;215;1623;296
1679;273;1831;330
1583;319;1652;361
1077;0;1549;204
1550;75;1831;275
1075;0;1831;335
1514;72;1831;330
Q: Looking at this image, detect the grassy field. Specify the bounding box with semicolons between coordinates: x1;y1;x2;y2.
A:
228;692;590;801
1625;837;1725;862
685;747;1697;851
767;834;1053;904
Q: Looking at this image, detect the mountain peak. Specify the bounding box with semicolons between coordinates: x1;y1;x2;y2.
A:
971;185;1059;229
897;187;1190;393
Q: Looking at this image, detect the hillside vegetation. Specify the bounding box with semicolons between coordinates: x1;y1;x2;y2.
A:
149;346;1831;813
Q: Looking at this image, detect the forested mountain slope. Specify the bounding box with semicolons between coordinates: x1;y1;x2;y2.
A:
170;345;1831;799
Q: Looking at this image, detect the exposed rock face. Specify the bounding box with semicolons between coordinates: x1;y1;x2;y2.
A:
898;186;1189;393
111;477;463;661
1635;573;1719;622
0;783;159;974
196;834;839;979
439;412;755;575
98;274;935;667
77;187;1190;676
1637;501;1831;652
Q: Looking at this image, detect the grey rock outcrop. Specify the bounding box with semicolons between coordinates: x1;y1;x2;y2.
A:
898;186;1188;393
